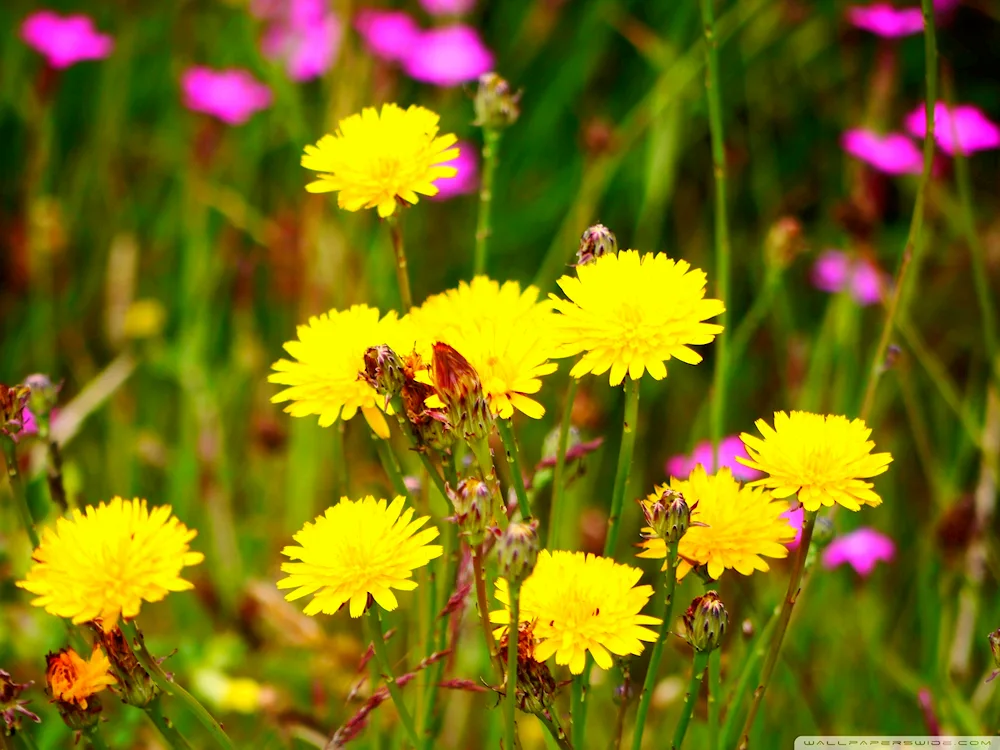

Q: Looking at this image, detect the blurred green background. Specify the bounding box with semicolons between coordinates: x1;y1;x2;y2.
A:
2;0;1000;747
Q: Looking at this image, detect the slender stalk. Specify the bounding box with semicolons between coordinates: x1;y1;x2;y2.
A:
472;542;503;678
372;430;411;499
82;726;112;750
419;525;454;749
737;512;817;749
613;664;630;750
537;710;575;750
505;582;521;750
672;651;711;750
631;543;680;750
387;217;413;312
706;629;722;750
16;733;39;750
333;420;349;499
366;608;421;749
728;267;782;367
497;418;531;519
571;671;588;749
144;696;194;750
718;610;779;750
119;620;235;750
859;0;937;419
38;413;68;512
604;378;641;557
474;129;501;276
701;0;733;467
2;437;40;549
547;376;578;550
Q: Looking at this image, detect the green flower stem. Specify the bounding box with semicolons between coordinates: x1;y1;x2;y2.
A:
365;607;421;749
672;650;711;750
17;732;39;750
736;512;816;749
119;620;235;750
38;414;68;512
372;429;411;499
474;129;501;276
546;376;579;550
419;525;454;749
82;726;111;750
472;542;504;679
859;0;937;420
718;599;779;749
144;695;195;750
706;601;722;750
2;437;40;549
700;0;733;467
538;710;575;750
386;216;413;312
570;669;589;749
631;542;680;750
728;266;782;368
497;418;531;519
505;581;521;750
604;377;641;557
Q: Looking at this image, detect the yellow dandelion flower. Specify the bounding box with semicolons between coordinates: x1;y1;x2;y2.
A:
409;277;558;419
737;411;893;512
278;495;442;618
550;250;725;385
268;304;415;439
637;467;796;580
17;498;204;632
46;647;117;710
301;103;459;218
489;550;660;674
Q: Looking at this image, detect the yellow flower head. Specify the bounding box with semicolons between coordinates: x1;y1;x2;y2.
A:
278;496;443;618
489;550;660;674
302;103;459;218
269;305;415;438
410;277;558;419
550;250;725;385
46;647;117;710
17;498;204;632
738;411;893;512
637;467;796;580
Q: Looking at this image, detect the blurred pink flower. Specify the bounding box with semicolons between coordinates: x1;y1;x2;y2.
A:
355;9;421;62
904;103;1000;156
420;0;476;15
934;0;960;13
402;25;493;87
847;4;924;37
430;141;478;199
666;435;763;482
822;527;896;576
20;11;113;69
10;407;39;444
782;506;805;550
842;129;923;175
181;67;272;125
812;250;887;306
256;0;342;81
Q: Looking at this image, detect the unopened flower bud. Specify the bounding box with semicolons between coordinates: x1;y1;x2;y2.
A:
641;488;690;545
23;374;60;418
361;345;406;407
576;224;617;266
1;669;40;735
45;647;117;730
764;216;804;270
496;520;540;586
473;72;520;130
0;384;31;439
97;626;157;708
683;591;729;653
812;516;835;548
448;478;490;545
432;342;492;442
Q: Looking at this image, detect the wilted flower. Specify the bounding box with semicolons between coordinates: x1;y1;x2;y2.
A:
46;647;116;730
402;25;494;87
846;3;924;37
1;670;41;735
354;9;421;62
497;621;556;715
429;342;492;441
683;591;729;652
822;527;896;576
20;11;113;68
905;102;1000;156
811;250;888;306
666;435;762;482
95;626;156;708
841;129;923;175
181;67;272;125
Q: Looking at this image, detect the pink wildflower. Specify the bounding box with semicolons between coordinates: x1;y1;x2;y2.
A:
355;9;421;62
847;3;924;37
822;527;896;576
905;103;1000;156
666;435;763;482
419;0;476;15
181;67;272;126
257;0;343;81
811;250;888;306
842;129;923;175
20;11;113;69
401;25;493;87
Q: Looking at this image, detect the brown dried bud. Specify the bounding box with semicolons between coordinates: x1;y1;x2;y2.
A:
45;647;116;730
432;342;492;442
498;622;555;715
473;72;521;130
400;351;453;452
1;669;40;735
96;626;157;708
0;384;31;438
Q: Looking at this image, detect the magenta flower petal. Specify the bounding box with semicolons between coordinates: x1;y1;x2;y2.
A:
812;250;887;306
355;9;421;62
934;0;960;13
258;0;342;81
401;25;493;87
420;0;476;15
20;11;113;69
430;141;479;200
905;102;1000;156
665;435;762;482
842;128;923;175
781;507;805;550
846;3;924;37
849;258;886;306
181;67;272;126
812;250;851;295
822;527;896;576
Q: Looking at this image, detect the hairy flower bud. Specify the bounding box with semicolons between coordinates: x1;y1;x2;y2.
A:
576;224;617;266
0;384;31;439
448;478;490;545
641;488;690;545
473;72;520;130
1;669;40;735
432;342;492;442
496;520;540;586
97;626;157;708
683;591;729;653
361;345;406;408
